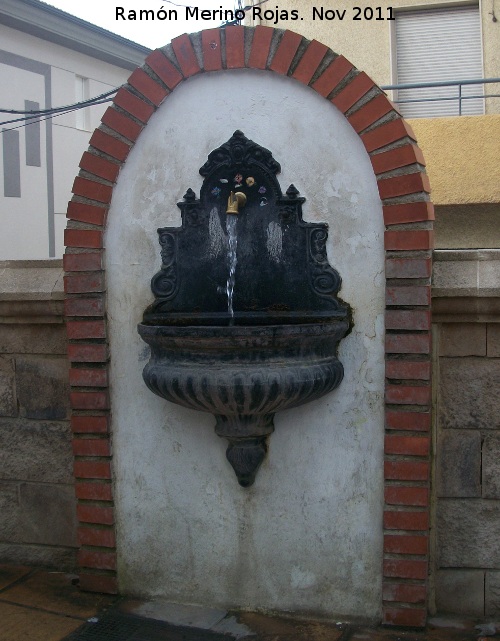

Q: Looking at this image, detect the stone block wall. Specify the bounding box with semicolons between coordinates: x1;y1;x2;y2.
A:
1;253;499;619
0;261;77;569
433;251;500;617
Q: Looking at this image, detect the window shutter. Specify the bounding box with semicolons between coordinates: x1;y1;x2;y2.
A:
395;5;483;117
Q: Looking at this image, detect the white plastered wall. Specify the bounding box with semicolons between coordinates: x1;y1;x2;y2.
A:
106;69;385;619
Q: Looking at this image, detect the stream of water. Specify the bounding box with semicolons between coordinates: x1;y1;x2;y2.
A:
226;215;238;323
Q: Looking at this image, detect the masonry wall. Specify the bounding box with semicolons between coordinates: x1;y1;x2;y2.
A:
1;255;499;619
0;261;77;569
432;250;500;617
104;69;386;619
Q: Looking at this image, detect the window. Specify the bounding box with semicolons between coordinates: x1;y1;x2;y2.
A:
75;75;90;130
394;5;483;118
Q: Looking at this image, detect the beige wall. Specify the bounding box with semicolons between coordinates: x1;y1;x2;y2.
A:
409;115;500;205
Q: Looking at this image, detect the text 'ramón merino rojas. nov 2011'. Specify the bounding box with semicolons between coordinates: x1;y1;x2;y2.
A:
115;6;396;24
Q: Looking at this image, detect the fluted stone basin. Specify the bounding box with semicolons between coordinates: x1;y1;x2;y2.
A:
138;320;348;486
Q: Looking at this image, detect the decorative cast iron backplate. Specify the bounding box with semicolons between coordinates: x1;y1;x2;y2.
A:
143;130;349;326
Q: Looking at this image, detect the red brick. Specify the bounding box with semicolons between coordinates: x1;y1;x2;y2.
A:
384;485;429;504
78;573;118;595
113;87;154;123
101;107;143;142
65;298;104;318
128;68;168;107
385;486;429;507
72;177;112;204
77;504;114;525
64;273;104;294
292;40;329;85
384;201;435;226
361;119;417;153
372;144;426;175
384;510;429;531
70;391;110;411
63;252;102;273
384;534;428;555
89;129;130;162
79;152;120;183
248;25;273;69
201;29;222;71
70;368;108;388
269;30;302;75
331;72;374;113
385;230;434;251
225;26;245;69
385;461;429;481
378;173;431;200
75;482;113;501
67;344;108;363
385;385;431;406
386;286;430;306
171;34;201;77
386;334;431;355
67;201;106;226
348;94;394;133
74;460;111;480
385;360;431;381
78;550;116;571
73;439;110;462
385;257;432;279
383;582;427;604
146;49;183;89
383;607;426;627
386;310;430;331
78;526;115;548
72;416;109;434
67;320;105;340
78;572;118;594
64;230;103;249
386;411;431;432
385;436;430;457
312;55;352;97
384;558;428;579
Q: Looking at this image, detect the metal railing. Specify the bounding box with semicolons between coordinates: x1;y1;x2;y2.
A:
381;78;500;115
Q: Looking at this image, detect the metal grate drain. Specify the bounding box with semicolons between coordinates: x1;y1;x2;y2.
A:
63;611;236;641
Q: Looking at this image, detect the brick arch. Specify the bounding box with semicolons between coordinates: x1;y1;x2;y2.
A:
64;26;433;628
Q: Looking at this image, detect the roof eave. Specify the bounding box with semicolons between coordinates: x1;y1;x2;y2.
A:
0;0;151;70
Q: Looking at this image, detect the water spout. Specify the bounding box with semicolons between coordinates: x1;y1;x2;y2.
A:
226;214;238;322
226;191;247;215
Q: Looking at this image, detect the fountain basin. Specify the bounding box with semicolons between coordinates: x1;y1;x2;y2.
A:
138;320;349;486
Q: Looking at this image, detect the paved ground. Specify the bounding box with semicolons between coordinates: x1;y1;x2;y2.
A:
0;565;496;641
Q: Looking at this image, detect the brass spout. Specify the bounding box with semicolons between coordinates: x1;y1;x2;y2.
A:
226;191;247;215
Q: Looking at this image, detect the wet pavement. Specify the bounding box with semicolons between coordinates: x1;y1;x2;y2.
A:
0;564;497;641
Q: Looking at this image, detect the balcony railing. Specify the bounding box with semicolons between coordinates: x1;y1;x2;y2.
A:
381;78;500;117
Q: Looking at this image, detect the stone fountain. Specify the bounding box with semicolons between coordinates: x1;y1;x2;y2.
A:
137;131;351;486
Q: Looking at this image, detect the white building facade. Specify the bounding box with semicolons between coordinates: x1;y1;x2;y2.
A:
0;0;150;259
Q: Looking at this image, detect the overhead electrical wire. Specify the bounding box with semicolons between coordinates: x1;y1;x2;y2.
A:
0;98;114;134
0;0;270;132
0;88;118;116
